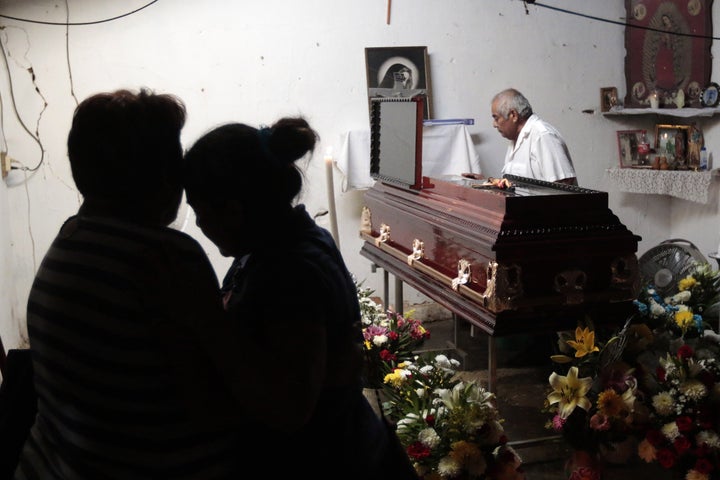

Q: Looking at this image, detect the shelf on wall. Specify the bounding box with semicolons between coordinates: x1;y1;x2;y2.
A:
603;107;720;118
605;168;719;204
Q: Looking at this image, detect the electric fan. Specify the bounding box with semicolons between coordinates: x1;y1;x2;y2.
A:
638;239;707;297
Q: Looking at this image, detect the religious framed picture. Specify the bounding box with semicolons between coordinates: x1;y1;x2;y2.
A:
616;130;643;168
600;87;618;112
624;0;713;108
365;46;432;119
701;82;720;107
654;123;691;163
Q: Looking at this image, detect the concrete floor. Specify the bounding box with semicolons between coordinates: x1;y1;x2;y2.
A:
417;316;675;480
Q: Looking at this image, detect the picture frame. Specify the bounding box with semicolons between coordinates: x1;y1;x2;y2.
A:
623;0;713;108
701;82;720;107
616;130;643;168
654;124;691;164
365;46;432;119
600;87;618;112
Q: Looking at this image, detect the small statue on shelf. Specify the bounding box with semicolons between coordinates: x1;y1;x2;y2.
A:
687;122;704;170
674;129;686;168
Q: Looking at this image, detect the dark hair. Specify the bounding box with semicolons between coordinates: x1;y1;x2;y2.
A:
67;88;186;200
183;116;318;209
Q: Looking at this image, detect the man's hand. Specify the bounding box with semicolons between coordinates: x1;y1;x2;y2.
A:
461;172;484;180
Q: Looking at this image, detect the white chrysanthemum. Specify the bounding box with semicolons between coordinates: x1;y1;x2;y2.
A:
434;354;461;372
679;379;708;401
651;392;675;416
661;421;680;441
667;290;692;304
418;427;441;449
437;455;462;477
419;364;434;375
649;299;666;317
696;430;720;448
372;334;388;347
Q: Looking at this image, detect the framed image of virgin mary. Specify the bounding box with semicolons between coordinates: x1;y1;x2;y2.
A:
365;46;432;119
624;0;713;108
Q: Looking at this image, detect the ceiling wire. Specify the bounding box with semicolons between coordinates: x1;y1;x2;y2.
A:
0;0;159;26
530;1;720;41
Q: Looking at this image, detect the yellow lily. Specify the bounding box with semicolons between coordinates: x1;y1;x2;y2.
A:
566;326;600;358
547;366;593;419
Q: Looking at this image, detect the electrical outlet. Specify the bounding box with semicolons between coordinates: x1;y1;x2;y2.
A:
1;152;10;178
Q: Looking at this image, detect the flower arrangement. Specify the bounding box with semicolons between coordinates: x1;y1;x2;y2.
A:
634;262;720;339
544;321;641;458
637;343;720;480
382;354;525;480
357;280;430;387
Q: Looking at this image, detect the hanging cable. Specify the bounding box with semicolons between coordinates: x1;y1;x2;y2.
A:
530;1;720;41
0;0;159;26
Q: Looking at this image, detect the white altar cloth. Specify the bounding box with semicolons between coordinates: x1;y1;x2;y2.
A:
336;124;480;191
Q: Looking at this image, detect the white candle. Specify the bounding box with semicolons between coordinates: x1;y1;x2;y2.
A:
325;147;340;247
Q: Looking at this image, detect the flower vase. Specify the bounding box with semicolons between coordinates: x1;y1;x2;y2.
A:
565;449;603;480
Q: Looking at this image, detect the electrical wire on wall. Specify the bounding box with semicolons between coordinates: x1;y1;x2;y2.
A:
0;0;161;272
526;1;720;41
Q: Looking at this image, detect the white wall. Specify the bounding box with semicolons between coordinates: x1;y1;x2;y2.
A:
1;0;718;351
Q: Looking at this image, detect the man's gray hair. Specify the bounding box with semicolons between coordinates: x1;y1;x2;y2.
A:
492;88;533;120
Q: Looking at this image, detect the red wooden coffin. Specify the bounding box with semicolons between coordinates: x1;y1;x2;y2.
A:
359;175;641;336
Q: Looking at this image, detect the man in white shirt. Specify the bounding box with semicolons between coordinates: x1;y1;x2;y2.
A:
491;88;578;186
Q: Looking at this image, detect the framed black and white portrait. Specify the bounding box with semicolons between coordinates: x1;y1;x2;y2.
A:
365;46;432;119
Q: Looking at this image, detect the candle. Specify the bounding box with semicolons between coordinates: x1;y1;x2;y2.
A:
325;147;340;247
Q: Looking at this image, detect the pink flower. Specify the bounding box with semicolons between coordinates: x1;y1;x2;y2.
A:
589;413;610;431
568;466;601;480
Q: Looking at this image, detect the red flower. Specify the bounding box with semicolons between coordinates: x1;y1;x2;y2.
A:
424;414;435;426
673;435;691;455
677;344;694;359
387;331;399;341
656;447;677;469
406;441;431;460
675;416;693;433
379;349;397;362
694;457;714;474
656;366;666;382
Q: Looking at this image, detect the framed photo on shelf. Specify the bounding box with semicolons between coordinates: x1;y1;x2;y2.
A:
623;0;713;108
654;124;691;161
600;87;618;112
616;130;643;168
701;82;720;107
365;46;432;119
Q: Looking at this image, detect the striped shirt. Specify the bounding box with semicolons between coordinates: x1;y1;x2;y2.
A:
15;215;239;480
